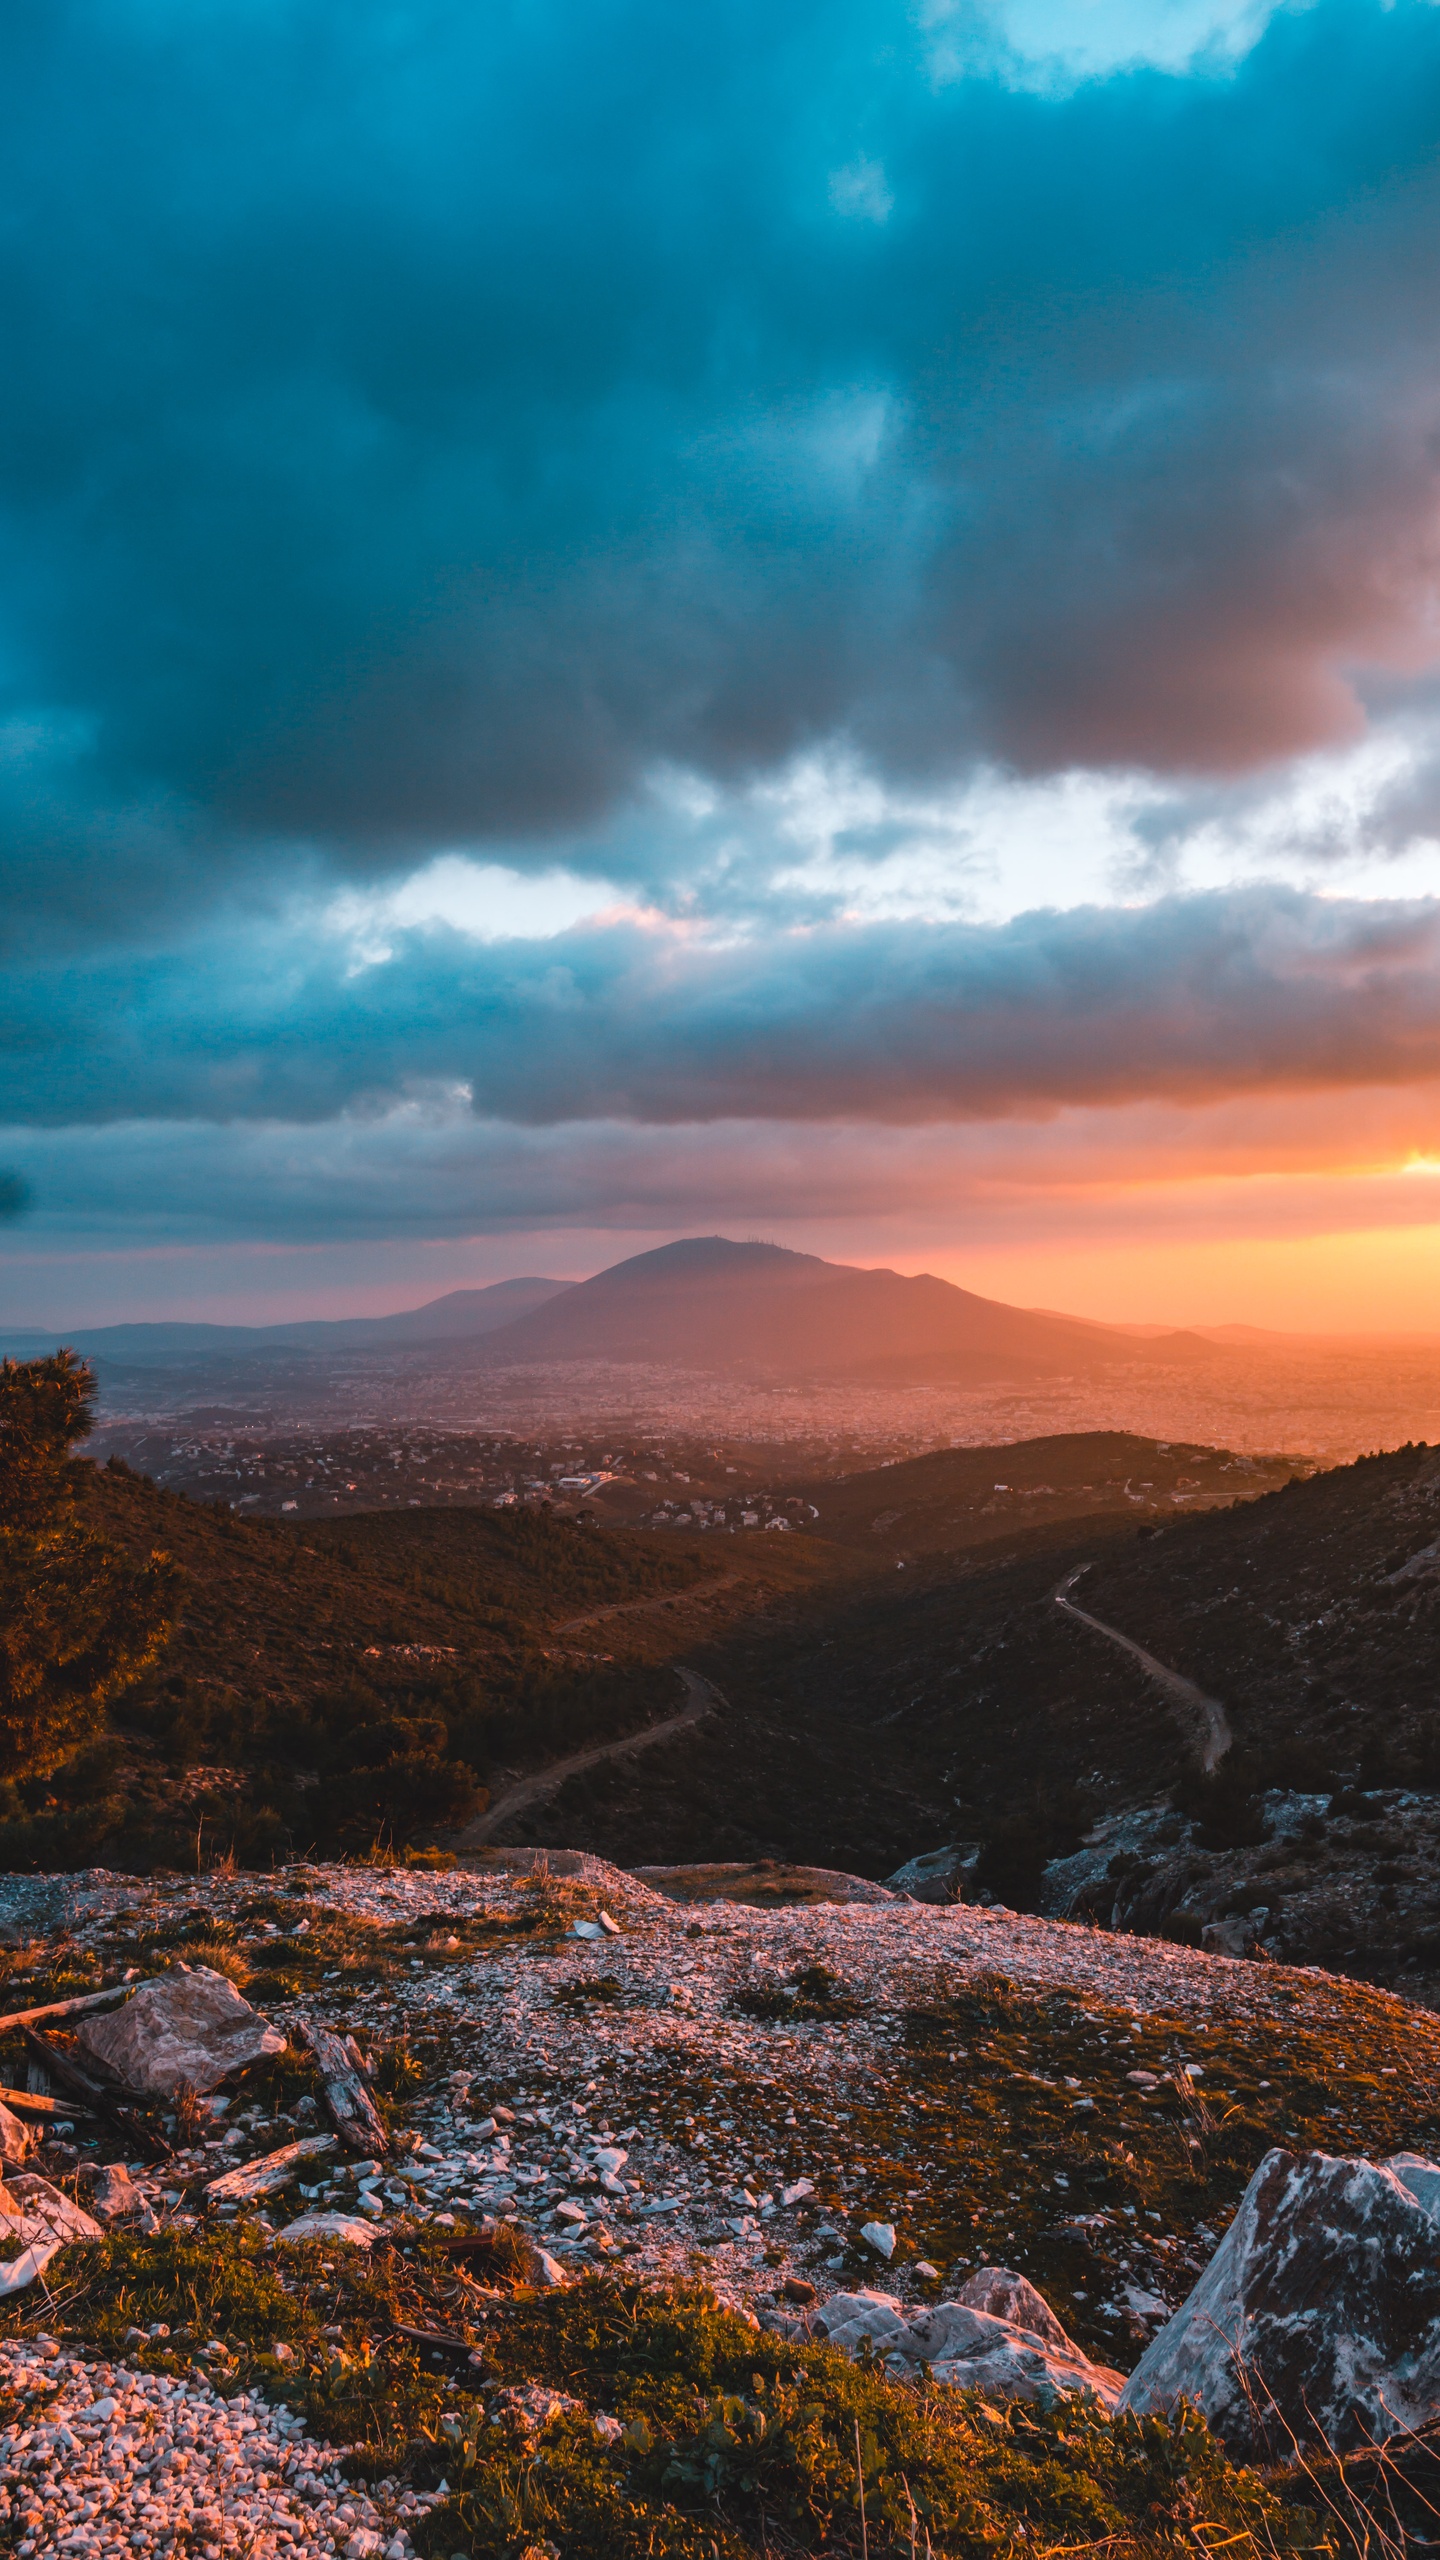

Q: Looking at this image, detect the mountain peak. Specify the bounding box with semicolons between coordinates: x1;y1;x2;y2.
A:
590;1236;831;1286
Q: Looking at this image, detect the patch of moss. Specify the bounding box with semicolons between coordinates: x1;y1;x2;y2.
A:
733;1962;864;2023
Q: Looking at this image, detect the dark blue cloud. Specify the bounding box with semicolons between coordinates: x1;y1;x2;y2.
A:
5;0;1440;951
4;886;1439;1127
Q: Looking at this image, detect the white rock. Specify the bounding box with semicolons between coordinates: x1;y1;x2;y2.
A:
926;2314;1124;2411
0;2172;105;2290
89;2162;141;2222
817;2266;1124;2412
883;1846;980;1904
75;1968;286;2097
275;2211;376;2249
1120;2148;1440;2457
597;1911;621;1935
943;2266;1078;2353
1124;2284;1169;2321
781;2178;814;2205
1389;2151;1440;2220
861;2220;897;2259
814;2290;912;2357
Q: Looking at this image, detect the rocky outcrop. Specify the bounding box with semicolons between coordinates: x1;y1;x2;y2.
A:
802;2267;1124;2411
884;1847;981;1904
1120;2149;1440;2457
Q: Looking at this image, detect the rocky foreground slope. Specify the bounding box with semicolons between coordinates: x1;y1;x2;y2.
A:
3;1853;1440;2558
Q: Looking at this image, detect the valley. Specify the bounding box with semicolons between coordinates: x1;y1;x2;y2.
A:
17;1406;1440;2022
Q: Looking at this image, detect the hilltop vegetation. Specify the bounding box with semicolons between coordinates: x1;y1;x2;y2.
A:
0;1449;844;1872
14;1392;1440;1968
0;1352;177;1784
1079;1440;1440;1795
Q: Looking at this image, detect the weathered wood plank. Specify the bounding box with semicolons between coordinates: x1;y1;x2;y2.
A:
204;2133;337;2204
0;2082;89;2120
0;1981;149;2037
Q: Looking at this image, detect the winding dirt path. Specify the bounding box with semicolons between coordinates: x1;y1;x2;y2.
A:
455;1666;726;1845
1052;1568;1232;1773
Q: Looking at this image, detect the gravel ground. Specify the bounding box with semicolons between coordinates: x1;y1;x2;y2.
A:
1;1850;1430;2303
0;2337;444;2560
0;1842;1433;2559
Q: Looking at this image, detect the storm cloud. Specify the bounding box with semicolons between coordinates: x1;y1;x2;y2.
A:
5;0;1440;945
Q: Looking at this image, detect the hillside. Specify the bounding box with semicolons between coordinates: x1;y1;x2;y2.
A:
18;1461;831;1872
28;1430;1440;2017
792;1430;1298;1552
9;1429;1302;1890
1077;1440;1440;1791
482;1438;1440;2005
474;1237;1216;1381
45;1428;1289;1884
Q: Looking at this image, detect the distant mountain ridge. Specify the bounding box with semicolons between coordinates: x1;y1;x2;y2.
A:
471;1236;1218;1381
2;1237;1218;1382
0;1275;570;1363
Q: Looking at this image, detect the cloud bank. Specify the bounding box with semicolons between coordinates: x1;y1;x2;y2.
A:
7;887;1440;1127
7;0;1440;1303
5;0;1440;936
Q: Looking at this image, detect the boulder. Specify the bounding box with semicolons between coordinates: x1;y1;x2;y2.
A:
922;2304;1124;2410
75;1969;286;2099
1120;2148;1440;2458
944;2265;1078;2354
811;2271;1124;2411
1201;1914;1267;1959
813;2289;914;2359
884;1847;980;1904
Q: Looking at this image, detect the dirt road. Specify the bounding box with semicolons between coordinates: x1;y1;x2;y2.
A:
1053;1568;1232;1773
456;1666;726;1845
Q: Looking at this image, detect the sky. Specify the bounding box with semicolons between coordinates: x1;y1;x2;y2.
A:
6;0;1440;1330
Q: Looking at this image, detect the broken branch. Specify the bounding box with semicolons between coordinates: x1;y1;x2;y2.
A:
296;2018;389;2156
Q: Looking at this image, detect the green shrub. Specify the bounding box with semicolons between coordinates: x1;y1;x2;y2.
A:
0;1351;179;1781
422;2279;1325;2560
